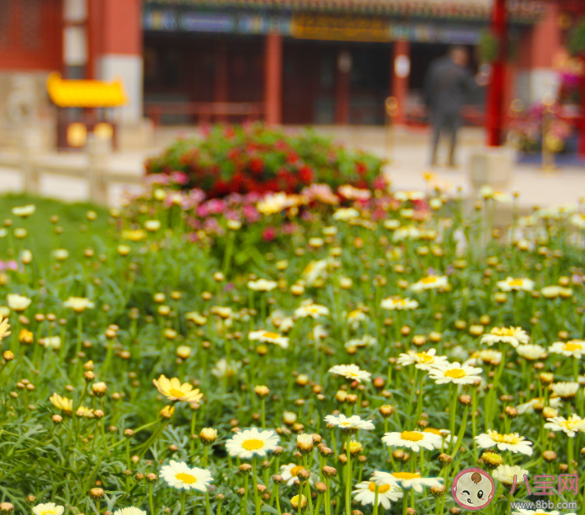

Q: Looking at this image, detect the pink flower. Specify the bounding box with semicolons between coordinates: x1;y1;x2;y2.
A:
0;260;17;271
171;172;189;185
262;226;277;241
206;199;227;214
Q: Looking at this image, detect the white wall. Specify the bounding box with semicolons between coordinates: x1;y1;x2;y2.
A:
99;55;143;124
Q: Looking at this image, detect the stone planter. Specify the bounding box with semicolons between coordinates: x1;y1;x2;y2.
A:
468;147;514;192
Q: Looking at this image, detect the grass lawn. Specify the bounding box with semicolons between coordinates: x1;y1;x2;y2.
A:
0;193;111;263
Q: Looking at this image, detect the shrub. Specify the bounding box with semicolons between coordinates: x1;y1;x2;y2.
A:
145;123;385;197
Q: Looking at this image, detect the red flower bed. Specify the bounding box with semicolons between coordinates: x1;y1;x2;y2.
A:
145;123;384;197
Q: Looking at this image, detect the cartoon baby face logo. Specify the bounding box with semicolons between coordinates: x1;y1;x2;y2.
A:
452;468;495;511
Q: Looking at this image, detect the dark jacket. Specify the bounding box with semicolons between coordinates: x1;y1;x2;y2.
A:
424;57;475;116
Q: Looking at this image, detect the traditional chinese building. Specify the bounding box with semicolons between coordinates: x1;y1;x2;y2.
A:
0;0;578;145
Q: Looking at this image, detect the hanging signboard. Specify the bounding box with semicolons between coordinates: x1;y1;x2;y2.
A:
291;13;390;42
142;8;485;44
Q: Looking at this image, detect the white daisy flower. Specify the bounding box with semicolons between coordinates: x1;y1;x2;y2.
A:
225;428;280;458
12;204;36;218
516;397;561;414
541;285;573;299
324;414;375;431
410;275;448;292
428;362;482;385
492;464;528;486
570;213;585;228
373;471;442;494
382;430;442;452
33;504;64;515
481;327;529;348
280;463;312;486
549;382;579;399
113;508;147;515
544;414;585;437
332;207;360;221
474;430;533;455
328;364;371;383
294;303;330;319
352;478;403;509
548;340;585;359
380;297;419;310
347;309;367;325
279;316;295;332
211;358;241;378
247;279;278;292
63;297;95;313
344;336;377;350
248;330;289;349
313;325;328;340
397;349;449;371
394;190;425;202
160;461;213;491
6;293;31;312
496;277;534;291
464;350;502;367
516;344;547;361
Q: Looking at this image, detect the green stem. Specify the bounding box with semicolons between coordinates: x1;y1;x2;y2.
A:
252;456;261;515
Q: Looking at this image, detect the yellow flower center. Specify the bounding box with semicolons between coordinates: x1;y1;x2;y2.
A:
368;482;391;493
290;465;304;477
176;472;197;484
424;428;442;436
491;432;520;445
393;472;421;480
422;277;437;284
491;328;516;337
400;431;424;441
417;352;433;364
263;332;281;340
40;511;57;515
563;418;582;429
509;279;524;286
169;388;186;398
444;368;466;379
565;342;582;352
242;438;265;451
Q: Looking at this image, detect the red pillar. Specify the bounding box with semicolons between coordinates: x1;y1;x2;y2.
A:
265;33;282;125
392;40;410;125
336;49;351;125
580;56;585;157
215;43;229;123
486;0;506;146
87;0;103;80
97;0;143;123
215;43;229;103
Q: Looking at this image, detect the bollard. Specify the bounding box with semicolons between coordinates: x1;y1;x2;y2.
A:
19;127;44;195
541;95;557;174
385;96;398;165
86;134;112;205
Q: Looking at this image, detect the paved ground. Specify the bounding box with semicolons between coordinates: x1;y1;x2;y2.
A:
0;125;584;208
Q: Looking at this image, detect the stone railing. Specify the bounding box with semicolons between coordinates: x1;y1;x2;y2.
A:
0;129;144;206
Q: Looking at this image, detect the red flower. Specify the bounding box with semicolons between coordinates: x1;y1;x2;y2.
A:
249;158;265;175
298;165;314;184
356;162;368;175
262;226;277;241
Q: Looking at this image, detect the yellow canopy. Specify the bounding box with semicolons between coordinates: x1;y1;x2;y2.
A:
47;73;127;108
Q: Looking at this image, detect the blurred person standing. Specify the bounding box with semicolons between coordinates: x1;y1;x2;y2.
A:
424;46;477;167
